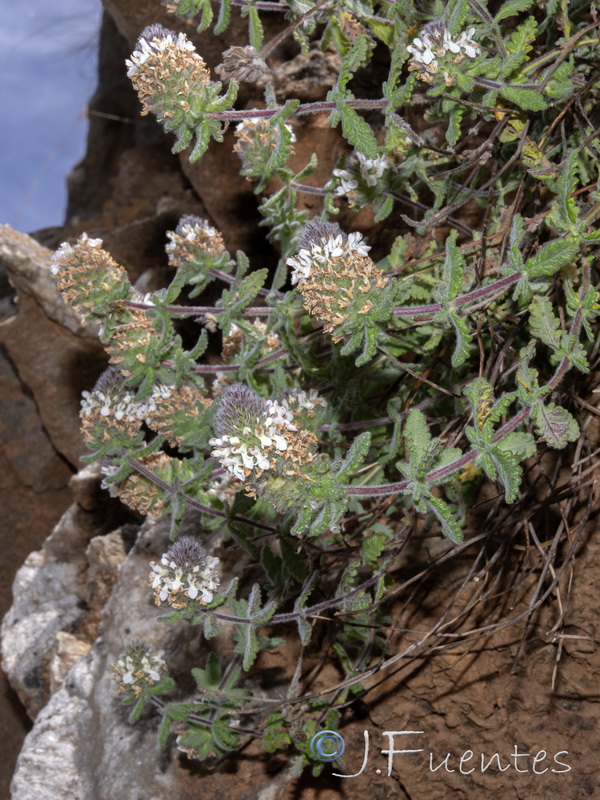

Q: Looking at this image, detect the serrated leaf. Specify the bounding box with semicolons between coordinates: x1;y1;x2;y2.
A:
212;719;239;751
361;533;387;567
444;0;470;34
214;0;232;34
547;152;579;233
500;85;547;111
403;408;432;466
192;652;221;690
497;431;536;458
525;238;579;278
532;402;579;449
448;310;472;367
495;0;535;22
506;16;538;52
529;295;561;349
425;494;463;543
491;447;522;503
246;5;264;49
338;104;378;159
336;431;371;479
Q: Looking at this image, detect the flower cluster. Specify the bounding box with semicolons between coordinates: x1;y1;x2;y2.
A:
407;20;481;84
209;384;332;524
110;642;167;699
286;219;386;339
149;536;221;609
126;25;212;121
50;234;131;321
165;215;229;267
331;150;391;204
209;384;298;481
233;117;296;178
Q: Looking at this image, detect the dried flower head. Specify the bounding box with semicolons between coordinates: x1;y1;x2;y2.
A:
106;451;174;517
215;45;270;84
286;220;387;339
149;536;221;609
221;319;281;362
126;25;212;122
51;234;130;320
110;641;167;699
407;20;481;83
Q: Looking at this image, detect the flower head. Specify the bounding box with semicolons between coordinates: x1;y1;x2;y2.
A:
216;45;270;84
110;641;167;698
209;383;318;484
126;25;212;127
331;150;391;203
51;234;131;320
407;20;481;83
149;536;221;609
286;219;385;339
233;117;296;178
165;215;228;267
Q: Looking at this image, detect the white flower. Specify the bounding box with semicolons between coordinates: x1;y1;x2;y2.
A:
407;21;480;76
286;230;371;287
149;537;221;609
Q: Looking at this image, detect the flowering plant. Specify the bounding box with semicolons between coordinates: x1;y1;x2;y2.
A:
53;0;600;778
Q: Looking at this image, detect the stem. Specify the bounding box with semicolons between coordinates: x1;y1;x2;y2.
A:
259;0;330;59
346;277;587;498
127;456;277;533
206;98;390;122
392;272;520;317
124;300;273;316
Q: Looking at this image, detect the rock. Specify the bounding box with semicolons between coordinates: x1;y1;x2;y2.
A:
6;514;245;800
48;633;91;696
0;466;136;719
0;226;107;468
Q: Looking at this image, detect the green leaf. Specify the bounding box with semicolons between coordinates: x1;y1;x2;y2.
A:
506;16;538;52
525;238;579;278
214;0;232;34
529;295;561;349
336;432;372;480
361;533;387;567
338;105;378;159
246;5;264;49
444;0;470;33
403;408;432;466
264;714;292;752
546;152;580;233
495;0;535;22
448;311;472;367
532;402;579;449
212;719;239;751
490;448;522;503
500;85;547;111
497;431;536;458
425;495;463;543
192;652;221;690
